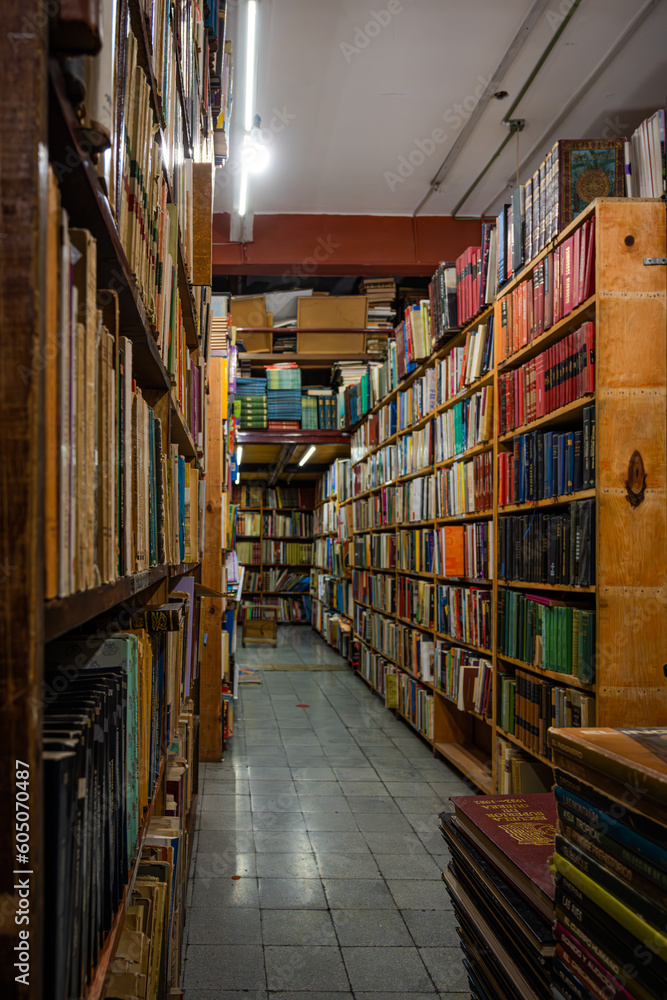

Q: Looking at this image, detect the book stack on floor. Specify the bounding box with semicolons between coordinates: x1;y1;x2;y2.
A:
440;794;556;1000
266;363;302;426
549;726;667;1000
360;277;397;328
234;376;268;429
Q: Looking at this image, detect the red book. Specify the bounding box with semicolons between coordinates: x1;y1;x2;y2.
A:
577;221;587;306
562;236;574;315
553;248;562;325
535;262;545;338
442;525;465;576
585;321;595;393
535;352;545;418
456;253;463;326
449;794;556;920
544;253;554;331
572;225;581;309
584;216;596;300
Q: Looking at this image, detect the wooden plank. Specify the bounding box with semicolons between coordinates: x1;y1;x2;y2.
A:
433;742;493;794
0;5;46;995
200;357;224;761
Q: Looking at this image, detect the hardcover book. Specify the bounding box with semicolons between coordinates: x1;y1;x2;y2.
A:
448;794;556;919
556;139;626;228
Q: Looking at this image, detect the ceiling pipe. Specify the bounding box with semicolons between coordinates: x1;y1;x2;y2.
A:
411;0;556;219
482;0;664;216
451;0;584;218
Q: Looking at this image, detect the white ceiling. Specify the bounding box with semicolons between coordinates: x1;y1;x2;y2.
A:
214;0;667;218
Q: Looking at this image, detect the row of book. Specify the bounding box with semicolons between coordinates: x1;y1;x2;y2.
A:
349;475;436;530
498;408;596;505
264;512;315;537
231;485;316;508
435;522;493;582
551;727;667;1000
311;574;354;619
312;603;353;657
436;584;493;650
498;670;595;758
498;217;595;362
314;537;348;576
396;627;435;680
44;203;203;596
496;738;553;793
315;457;353;503
435;646;493;718
497;589;595;682
397;576;434;629
314;502;338;535
244;595;312;622
360;277;397;328
397;674;434;740
497;323;595;436
434;386;494;463
497;500;594;588
436;315;495;403
243;570;310;593
396;528;435;575
455;223;498;325
44;591;199;1000
354;606;398;661
397;424;433;476
301;393;340;430
355;641;399;701
352;570;396;616
353;533;396;571
436;453;493;516
353;444;401;493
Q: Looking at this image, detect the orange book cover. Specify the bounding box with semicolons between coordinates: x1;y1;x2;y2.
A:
443;525;465;577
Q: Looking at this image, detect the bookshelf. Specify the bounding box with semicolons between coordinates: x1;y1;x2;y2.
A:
311;461;354;657
234;489;315;623
1;0;222;991
331;198;666;795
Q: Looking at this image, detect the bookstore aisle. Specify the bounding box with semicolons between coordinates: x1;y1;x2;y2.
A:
184;652;473;998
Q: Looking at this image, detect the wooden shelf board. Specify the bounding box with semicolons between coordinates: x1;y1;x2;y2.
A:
236;429;351;444
433;574;492;586
396;615;434;633
497;653;595;691
170;390;198;459
432;370;495;418
499;580;596;593
435;441;493;469
396;707;434;745
498;488;596;513
240;352;377;366
435;510;493;523
433;741;493;793
434;690;492;725
352;432;398;466
434;633;493;657
498;395;594;444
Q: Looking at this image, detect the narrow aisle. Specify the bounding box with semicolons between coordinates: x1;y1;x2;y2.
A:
184;655;472;999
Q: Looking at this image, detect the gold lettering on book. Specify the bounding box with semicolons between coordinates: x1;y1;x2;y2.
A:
501;821;556;845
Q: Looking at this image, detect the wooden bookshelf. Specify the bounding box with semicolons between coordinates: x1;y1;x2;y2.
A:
311;462;354;657
332;199;667;793
2;0;215;991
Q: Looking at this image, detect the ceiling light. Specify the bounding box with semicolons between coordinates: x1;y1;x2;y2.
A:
242;129;270;174
238;168;249;217
245;1;257;132
299;445;316;467
237;446;243;465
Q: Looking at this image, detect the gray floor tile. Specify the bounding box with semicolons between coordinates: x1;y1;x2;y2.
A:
265;945;349;991
185;906;262;945
355;813;413;833
298;795;351;812
331;766;378;781
253;831;312;854
363;832;429;855
201;794;251;812
293;779;343;797
266;994;351;1000
373;854;442;880
395;796;448;815
255;853;319;878
341;946;435;993
315;852;381;879
198;813;254;831
345;796;401;814
402;909;460;947
404;813;444;835
249;780;298;795
196;830;256;853
251;793;302;812
338;780;389;796
303;813;360;832
180;992;266;1000
332;909;412;946
308;831;370;855
261;909;338;946
195;851;257;878
419;948;470;992
184;944;265;989
245;766;293;780
191;876;259;909
322;878;397;910
205;778;250;795
258;877;328;909
252;812;307;832
386;879;452;910
290;765;336;780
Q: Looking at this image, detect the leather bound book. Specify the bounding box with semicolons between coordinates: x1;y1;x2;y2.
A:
448;793;557;919
556;139;626;230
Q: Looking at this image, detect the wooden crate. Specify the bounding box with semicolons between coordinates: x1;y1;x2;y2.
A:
242;604;278;646
297;295;368;330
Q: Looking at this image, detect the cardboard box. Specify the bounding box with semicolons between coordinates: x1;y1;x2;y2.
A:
297;295;368;329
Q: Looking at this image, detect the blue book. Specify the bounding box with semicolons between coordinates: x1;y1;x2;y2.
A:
555;785;667;874
566;431;574;493
545;432;554;497
557;434;566;496
497;208;506;285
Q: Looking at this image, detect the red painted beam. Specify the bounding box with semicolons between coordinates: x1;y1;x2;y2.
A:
213;213;482;276
237;430;350;444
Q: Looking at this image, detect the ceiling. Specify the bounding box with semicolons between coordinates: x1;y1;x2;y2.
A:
215;0;667;218
239;441;351;481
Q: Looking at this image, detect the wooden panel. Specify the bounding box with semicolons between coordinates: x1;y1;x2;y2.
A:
597;297;666;388
200;357;224;761
0;4;46;997
297;296;367;330
596;199;666;296
192;163;213;286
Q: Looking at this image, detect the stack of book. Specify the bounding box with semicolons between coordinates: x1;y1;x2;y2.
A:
549;726;667;1000
455;222;498;327
440;793;556;1000
360;277;397;328
234;376;268;429
265;364;302;424
428;261;458;343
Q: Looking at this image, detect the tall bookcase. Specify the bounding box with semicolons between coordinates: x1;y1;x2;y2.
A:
311;460;354;658
337;198;666;795
1;0;218;993
236;497;315;623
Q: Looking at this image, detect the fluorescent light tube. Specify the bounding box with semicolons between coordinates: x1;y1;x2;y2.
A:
237;446;243;465
245;1;257;132
238;168;248;217
299;445;316;467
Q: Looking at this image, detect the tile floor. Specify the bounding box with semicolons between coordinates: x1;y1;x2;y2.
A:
184;628;472;998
